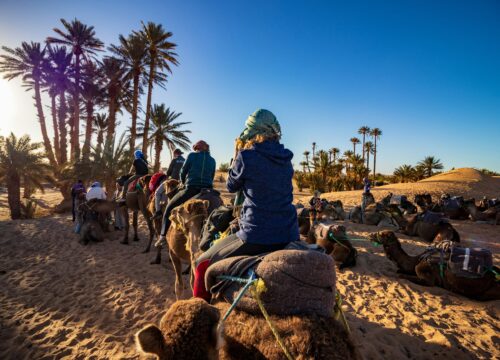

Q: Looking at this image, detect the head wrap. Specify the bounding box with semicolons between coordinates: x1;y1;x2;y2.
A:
91;181;101;188
134;150;143;159
239;109;281;142
193;140;209;152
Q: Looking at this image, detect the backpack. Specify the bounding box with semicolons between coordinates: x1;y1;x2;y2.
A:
448;246;493;278
199;205;235;251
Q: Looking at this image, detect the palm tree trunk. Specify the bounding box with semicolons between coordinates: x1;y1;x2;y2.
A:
366;153;370;176
58;91;68;164
373;138;377;181
82;99;94;161
7;171;21;219
361;134;366;162
154;137;162;172
33;81;57;167
130;71;140;154
50;94;61;163
142;58;156;156
73;54;81;160
96;130;104;159
353;143;356;155
107;94;117;143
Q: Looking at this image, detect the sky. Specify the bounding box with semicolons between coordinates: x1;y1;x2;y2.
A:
0;0;499;173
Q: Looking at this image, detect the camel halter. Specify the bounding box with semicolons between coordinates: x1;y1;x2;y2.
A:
174;213;206;237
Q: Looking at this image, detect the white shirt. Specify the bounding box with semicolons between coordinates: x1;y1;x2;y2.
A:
86;186;107;201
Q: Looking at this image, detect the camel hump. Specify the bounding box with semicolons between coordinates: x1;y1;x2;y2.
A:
207;248;335;318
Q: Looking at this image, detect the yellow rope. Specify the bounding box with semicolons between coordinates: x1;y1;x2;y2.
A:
251;279;295;360
333;293;350;334
212;227;231;246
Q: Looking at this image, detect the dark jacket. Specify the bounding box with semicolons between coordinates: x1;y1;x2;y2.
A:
180;151;216;188
133;157;149;175
227;140;298;245
166;155;185;180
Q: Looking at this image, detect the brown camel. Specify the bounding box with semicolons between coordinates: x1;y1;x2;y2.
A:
348;203;400;228
120;175;156;253
168;199;210;300
136;297;359;360
296;207;311;237
464;199;500;224
77;199;117;245
307;223;357;269
370;231;500;301
402;212;460;244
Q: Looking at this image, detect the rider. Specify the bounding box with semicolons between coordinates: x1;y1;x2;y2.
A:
86;182;107;201
121;150;149;200
156;140;216;245
71;179;86;222
193;109;298;300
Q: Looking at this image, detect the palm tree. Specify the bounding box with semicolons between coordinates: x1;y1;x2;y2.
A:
358;126;370;162
80;60;103;161
0;42;57;167
43;45;73;165
329;147;340;164
92;113;109;159
109;33;147;154
343;150;354;174
0;134;53;219
393;165;416;183
100;57;129;142
364;141;374;176
137;104;190;172
47;18;104;160
350;137;360;155
312;142;317;159
303;151;311;173
137;22;179;155
370;128;382;180
417;156;444;178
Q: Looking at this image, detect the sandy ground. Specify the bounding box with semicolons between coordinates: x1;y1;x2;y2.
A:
0;168;499;359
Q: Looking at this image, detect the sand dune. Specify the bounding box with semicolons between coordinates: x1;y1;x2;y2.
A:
0;167;499;359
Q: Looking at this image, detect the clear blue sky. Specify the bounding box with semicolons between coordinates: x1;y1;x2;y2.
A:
1;0;499;173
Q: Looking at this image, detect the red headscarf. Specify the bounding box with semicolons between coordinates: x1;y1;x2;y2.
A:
193;140;209;152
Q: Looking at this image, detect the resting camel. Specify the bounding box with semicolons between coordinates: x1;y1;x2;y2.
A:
77;199;117;245
120;175;156;253
348;203;401;228
370;231;500;301
402;212;460;243
168;199;210;299
136;297;359;360
439;194;469;220
464;199;500;225
307;223;357;269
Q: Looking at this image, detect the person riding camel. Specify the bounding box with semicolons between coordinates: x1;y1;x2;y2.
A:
156;140;216;246
120;150;149;201
86;182;107;201
193;108;299;301
150;149;186;220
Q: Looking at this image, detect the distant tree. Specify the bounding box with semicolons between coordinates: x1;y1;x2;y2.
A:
417;156;444;178
329;147;340;164
358;126;370;162
92;113;109;159
370;128;382;181
47;18;104;160
393;165;415;183
350;137;360;156
303;151;311;173
218;163;230;172
364;141;374;176
0;134;53;219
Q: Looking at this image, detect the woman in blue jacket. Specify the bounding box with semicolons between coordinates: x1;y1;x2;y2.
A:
193;109;298;300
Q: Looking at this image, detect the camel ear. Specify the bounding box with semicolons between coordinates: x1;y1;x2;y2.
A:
202;200;210;211
185;200;195;213
135;325;164;357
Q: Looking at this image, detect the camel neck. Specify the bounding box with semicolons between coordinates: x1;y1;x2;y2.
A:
385;242;420;274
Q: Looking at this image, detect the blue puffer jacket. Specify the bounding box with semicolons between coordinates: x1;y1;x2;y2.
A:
227;140;298;245
180;151;216;188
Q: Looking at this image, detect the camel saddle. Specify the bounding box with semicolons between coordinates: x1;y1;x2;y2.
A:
448;246;493;279
419;211;447;225
192;188;223;214
206;246;335;318
127;178;142;192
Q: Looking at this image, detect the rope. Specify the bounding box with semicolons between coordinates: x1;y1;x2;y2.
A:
487;267;500;281
334;293;350;334
219;270;257;322
328;232;351;250
251;279;295;360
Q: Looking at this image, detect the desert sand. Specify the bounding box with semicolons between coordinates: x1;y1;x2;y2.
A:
0;168;499;359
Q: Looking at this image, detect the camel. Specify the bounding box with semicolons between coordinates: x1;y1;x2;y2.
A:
297;200;346;237
296;207;311;237
307;223;357;269
381;193;417;215
136;297;359;360
402;212;460;243
348;203;400;228
438;194;469;220
168;199;210;299
77;199;117;245
464;199;500;225
120;175;156;253
369;231;500;301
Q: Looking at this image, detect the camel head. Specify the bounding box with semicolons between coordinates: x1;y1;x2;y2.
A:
327;224;348;241
170;199;209;257
369;230;400;248
135;298;222;360
164;179;180;198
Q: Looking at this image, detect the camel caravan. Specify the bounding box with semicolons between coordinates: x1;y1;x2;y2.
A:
69;109;499;359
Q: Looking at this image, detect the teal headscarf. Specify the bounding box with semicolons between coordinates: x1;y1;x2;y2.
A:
239;109;281;142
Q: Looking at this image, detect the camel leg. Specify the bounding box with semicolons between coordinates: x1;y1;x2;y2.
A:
120;208;129;245
133;211;139;241
142;212;155;253
150;246;162;265
169;251;185;300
